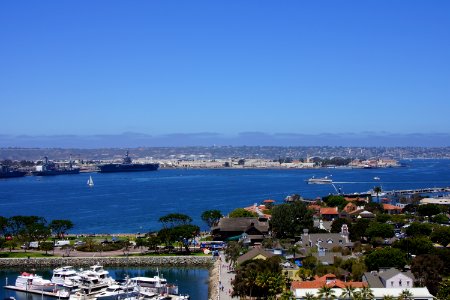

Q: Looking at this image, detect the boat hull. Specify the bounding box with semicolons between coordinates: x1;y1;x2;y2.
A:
32;169;80;176
98;163;159;173
0;171;27;178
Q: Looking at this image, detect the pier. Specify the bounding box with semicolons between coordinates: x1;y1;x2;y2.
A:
384;186;450;196
4;285;69;298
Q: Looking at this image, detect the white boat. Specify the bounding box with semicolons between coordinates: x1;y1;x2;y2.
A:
95;283;137;300
130;272;188;299
15;272;57;292
307;176;333;184
87;176;94;187
80;264;116;285
52;266;81;286
374;176;380;180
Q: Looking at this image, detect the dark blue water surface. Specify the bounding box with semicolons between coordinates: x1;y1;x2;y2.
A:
0;267;209;300
1;159;450;234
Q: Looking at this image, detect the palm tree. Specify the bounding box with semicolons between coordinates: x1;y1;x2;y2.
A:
397;289;413;300
359;286;374;300
304;292;316;300
317;285;336;300
340;286;355;299
382;295;396;300
373;186;382;202
351;291;364;300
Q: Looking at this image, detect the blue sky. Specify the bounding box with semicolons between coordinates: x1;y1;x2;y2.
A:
1;1;449;146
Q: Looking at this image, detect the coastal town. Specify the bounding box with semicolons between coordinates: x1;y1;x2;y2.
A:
1;153;449;299
2;0;450;299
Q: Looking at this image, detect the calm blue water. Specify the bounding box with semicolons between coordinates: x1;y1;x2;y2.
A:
1;159;450;234
0;267;209;300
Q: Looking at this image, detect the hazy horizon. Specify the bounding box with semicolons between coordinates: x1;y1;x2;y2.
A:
2;131;450;148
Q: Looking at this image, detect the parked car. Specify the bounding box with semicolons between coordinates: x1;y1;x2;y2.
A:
55;240;70;247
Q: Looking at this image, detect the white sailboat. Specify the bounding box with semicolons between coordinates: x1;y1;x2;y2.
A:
87;176;94;187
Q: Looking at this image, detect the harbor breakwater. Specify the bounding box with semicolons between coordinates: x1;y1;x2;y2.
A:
0;256;214;268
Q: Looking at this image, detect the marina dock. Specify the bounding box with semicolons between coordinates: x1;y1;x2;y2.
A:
4;285;69;298
384;186;450;196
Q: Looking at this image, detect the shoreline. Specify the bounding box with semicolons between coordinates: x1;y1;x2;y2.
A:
0;255;213;268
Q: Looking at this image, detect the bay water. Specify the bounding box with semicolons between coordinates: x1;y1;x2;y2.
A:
1;159;450;234
1;159;450;299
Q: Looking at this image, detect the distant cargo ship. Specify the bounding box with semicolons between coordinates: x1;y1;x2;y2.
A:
0;165;27;179
32;157;80;176
97;151;159;173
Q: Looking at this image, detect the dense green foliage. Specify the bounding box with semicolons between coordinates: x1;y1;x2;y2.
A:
157;213;199;254
158;213;193;228
431;226;450;246
228;208;257;218
49;220;74;239
412;254;444;295
405;222;433;237
201;210;222;228
270;201;313;239
393;236;434;255
322;195;348;210
365;247;407;271
232;256;285;299
418;204;442;217
365;222;395;239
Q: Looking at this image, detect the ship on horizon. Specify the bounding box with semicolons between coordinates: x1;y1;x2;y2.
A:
32;157;80;176
0;165;27;179
306;176;333;184
97;151;159;173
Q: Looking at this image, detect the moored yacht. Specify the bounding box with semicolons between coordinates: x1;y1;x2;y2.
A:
52;266;81;286
15;272;56;292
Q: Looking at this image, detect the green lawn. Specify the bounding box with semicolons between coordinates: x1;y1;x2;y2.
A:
0;252;55;258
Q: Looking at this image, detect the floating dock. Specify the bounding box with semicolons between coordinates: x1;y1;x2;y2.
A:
4;285;70;298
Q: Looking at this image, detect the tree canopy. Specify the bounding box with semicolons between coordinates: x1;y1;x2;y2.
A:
418;204;441;218
228;208;257;218
49;219;74;239
158;213;192;228
365;222;395;240
270;201;313;239
201;210;222;228
232;256;284;299
157;213;198;254
412;254;444;295
365;247;407;271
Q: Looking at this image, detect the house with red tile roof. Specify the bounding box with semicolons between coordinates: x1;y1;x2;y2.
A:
291;273;367;289
320;207;339;221
244;203;271;220
383;204;403;214
308;204;321;216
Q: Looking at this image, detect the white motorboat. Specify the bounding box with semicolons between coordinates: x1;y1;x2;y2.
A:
80;264;116;285
15;272;56;292
52;266;81;286
307;176;333;184
130;272;189;299
95;283;137;300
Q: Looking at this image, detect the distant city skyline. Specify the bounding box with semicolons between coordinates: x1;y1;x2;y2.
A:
2;132;450;148
1;1;449;146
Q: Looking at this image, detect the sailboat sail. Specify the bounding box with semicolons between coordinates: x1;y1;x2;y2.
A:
87;176;94;187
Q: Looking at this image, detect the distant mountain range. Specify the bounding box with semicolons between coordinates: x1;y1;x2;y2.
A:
1;131;450;148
